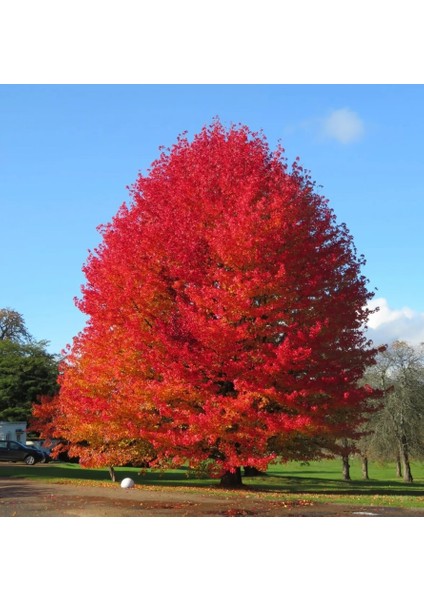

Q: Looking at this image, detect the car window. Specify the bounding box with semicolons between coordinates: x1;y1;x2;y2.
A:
9;442;20;450
0;441;7;449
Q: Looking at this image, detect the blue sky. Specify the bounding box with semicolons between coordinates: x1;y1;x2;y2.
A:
1;84;424;354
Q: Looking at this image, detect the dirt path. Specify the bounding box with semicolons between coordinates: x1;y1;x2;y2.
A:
1;478;423;516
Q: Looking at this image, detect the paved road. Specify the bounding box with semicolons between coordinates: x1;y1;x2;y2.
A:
1;478;423;517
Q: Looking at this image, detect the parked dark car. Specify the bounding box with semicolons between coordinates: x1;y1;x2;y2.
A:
25;440;52;463
0;440;45;465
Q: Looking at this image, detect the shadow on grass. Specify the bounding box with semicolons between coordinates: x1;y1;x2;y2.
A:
0;462;216;487
245;475;424;497
0;462;115;482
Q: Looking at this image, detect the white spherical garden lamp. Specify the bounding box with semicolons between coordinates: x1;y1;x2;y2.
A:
120;477;135;489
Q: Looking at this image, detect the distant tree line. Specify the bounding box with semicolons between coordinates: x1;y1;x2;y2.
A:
355;340;424;482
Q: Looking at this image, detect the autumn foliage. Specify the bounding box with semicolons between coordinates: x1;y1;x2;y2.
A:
33;121;378;483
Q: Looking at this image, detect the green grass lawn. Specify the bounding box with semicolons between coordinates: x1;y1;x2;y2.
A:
262;460;424;508
1;457;423;509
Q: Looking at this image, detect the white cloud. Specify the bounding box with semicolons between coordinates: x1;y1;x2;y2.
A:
321;108;365;144
366;298;424;347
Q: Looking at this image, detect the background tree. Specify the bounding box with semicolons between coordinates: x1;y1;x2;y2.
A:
364;341;424;482
0;339;59;422
0;307;58;422
353;397;383;480
34;121;378;486
0;308;33;343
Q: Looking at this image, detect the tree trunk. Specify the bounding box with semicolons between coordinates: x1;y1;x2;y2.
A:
220;467;243;488
361;456;369;480
243;466;264;477
108;465;116;482
396;456;402;478
399;438;413;483
342;455;351;481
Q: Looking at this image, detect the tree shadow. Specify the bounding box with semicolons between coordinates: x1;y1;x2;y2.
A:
1;463;423;498
244;474;424;497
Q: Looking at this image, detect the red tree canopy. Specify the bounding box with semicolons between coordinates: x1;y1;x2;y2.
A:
33;121;378;478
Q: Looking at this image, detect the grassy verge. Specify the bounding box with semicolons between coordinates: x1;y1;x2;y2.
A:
1;458;423;509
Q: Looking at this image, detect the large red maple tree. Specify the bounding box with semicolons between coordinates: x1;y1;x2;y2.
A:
33;121;378;485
